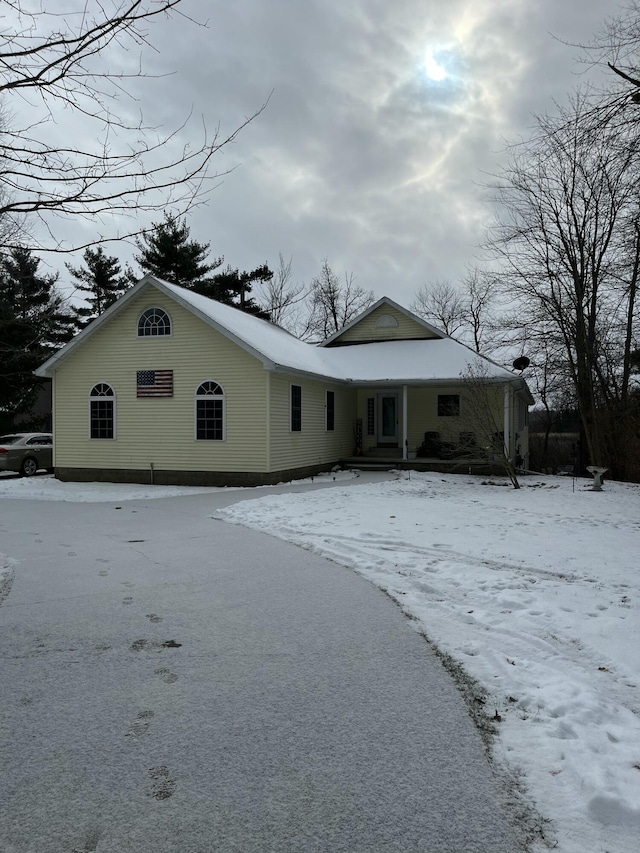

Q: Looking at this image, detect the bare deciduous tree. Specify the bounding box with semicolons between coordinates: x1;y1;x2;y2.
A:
562;0;640;152
490;95;640;478
257;253;307;331
463;267;500;354
411;269;500;353
583;1;640;103
458;360;521;488
410;280;466;337
0;1;265;252
304;260;374;341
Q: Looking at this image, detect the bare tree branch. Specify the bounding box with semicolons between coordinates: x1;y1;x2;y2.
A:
0;2;268;252
607;61;640;88
256;253;307;330
303;260;374;341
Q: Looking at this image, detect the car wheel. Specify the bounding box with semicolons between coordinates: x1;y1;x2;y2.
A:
21;457;39;477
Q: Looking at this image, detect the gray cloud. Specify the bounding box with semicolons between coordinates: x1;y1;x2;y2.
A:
23;0;614;307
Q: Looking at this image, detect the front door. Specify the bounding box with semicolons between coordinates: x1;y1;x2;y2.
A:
378;393;398;445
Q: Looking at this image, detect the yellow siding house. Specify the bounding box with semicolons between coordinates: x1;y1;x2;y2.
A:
36;275;533;485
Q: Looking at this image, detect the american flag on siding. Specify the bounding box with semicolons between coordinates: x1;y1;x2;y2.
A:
136;369;173;398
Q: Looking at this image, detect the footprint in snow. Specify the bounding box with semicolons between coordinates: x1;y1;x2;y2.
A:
154;668;178;684
125;710;154;738
146;765;176;800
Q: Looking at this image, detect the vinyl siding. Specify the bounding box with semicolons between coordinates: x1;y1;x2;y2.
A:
269;373;356;471
330;304;438;344
406;387;470;450
52;289;269;472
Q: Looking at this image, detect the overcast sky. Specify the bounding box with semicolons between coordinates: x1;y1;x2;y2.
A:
37;0;620;307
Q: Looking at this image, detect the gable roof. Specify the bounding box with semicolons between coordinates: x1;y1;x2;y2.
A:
320;296;445;345
36;275;531;396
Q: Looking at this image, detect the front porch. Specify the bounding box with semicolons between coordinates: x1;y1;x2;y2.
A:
353;382;529;472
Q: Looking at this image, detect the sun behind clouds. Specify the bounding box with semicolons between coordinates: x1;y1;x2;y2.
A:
424;48;447;81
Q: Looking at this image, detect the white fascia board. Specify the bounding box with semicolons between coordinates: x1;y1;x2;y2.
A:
153;281;277;370
269;363;350;385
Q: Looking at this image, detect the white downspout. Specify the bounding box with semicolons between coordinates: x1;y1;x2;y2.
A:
402;385;408;460
503;385;511;461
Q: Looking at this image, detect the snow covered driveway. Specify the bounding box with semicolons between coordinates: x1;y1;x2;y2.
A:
0;484;525;853
218;471;640;853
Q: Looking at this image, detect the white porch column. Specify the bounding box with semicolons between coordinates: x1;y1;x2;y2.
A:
402;385;408;460
503;385;511;461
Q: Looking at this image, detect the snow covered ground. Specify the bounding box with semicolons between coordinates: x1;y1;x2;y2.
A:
216;471;640;853
1;470;639;852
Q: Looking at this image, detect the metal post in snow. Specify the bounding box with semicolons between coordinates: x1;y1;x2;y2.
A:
503;385;511;462
402;385;408;461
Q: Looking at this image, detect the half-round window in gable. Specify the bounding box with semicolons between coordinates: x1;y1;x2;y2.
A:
374;314;399;329
90;383;114;397
196;381;224;397
196;381;225;441
137;307;171;337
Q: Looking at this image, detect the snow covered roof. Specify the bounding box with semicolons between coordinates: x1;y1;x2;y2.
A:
36;276;531;395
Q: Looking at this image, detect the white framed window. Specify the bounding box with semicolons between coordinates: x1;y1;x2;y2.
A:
366;397;375;435
326;390;335;431
137;307;172;337
89;383;116;439
195;381;225;440
290;384;302;432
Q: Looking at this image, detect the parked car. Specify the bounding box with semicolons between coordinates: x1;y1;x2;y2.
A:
0;433;53;476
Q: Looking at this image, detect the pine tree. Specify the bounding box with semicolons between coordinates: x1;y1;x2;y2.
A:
0;248;75;423
134;214;273;317
197;263;273;319
134;214;222;286
66;247;135;329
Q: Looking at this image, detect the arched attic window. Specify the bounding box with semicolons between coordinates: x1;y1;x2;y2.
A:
89;383;115;439
137;307;171;337
374;314;399;329
195;381;225;440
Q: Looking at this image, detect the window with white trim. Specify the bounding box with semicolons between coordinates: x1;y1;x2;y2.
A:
195;381;225;440
90;383;115;438
291;384;302;432
367;397;375;435
137;307;171;337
